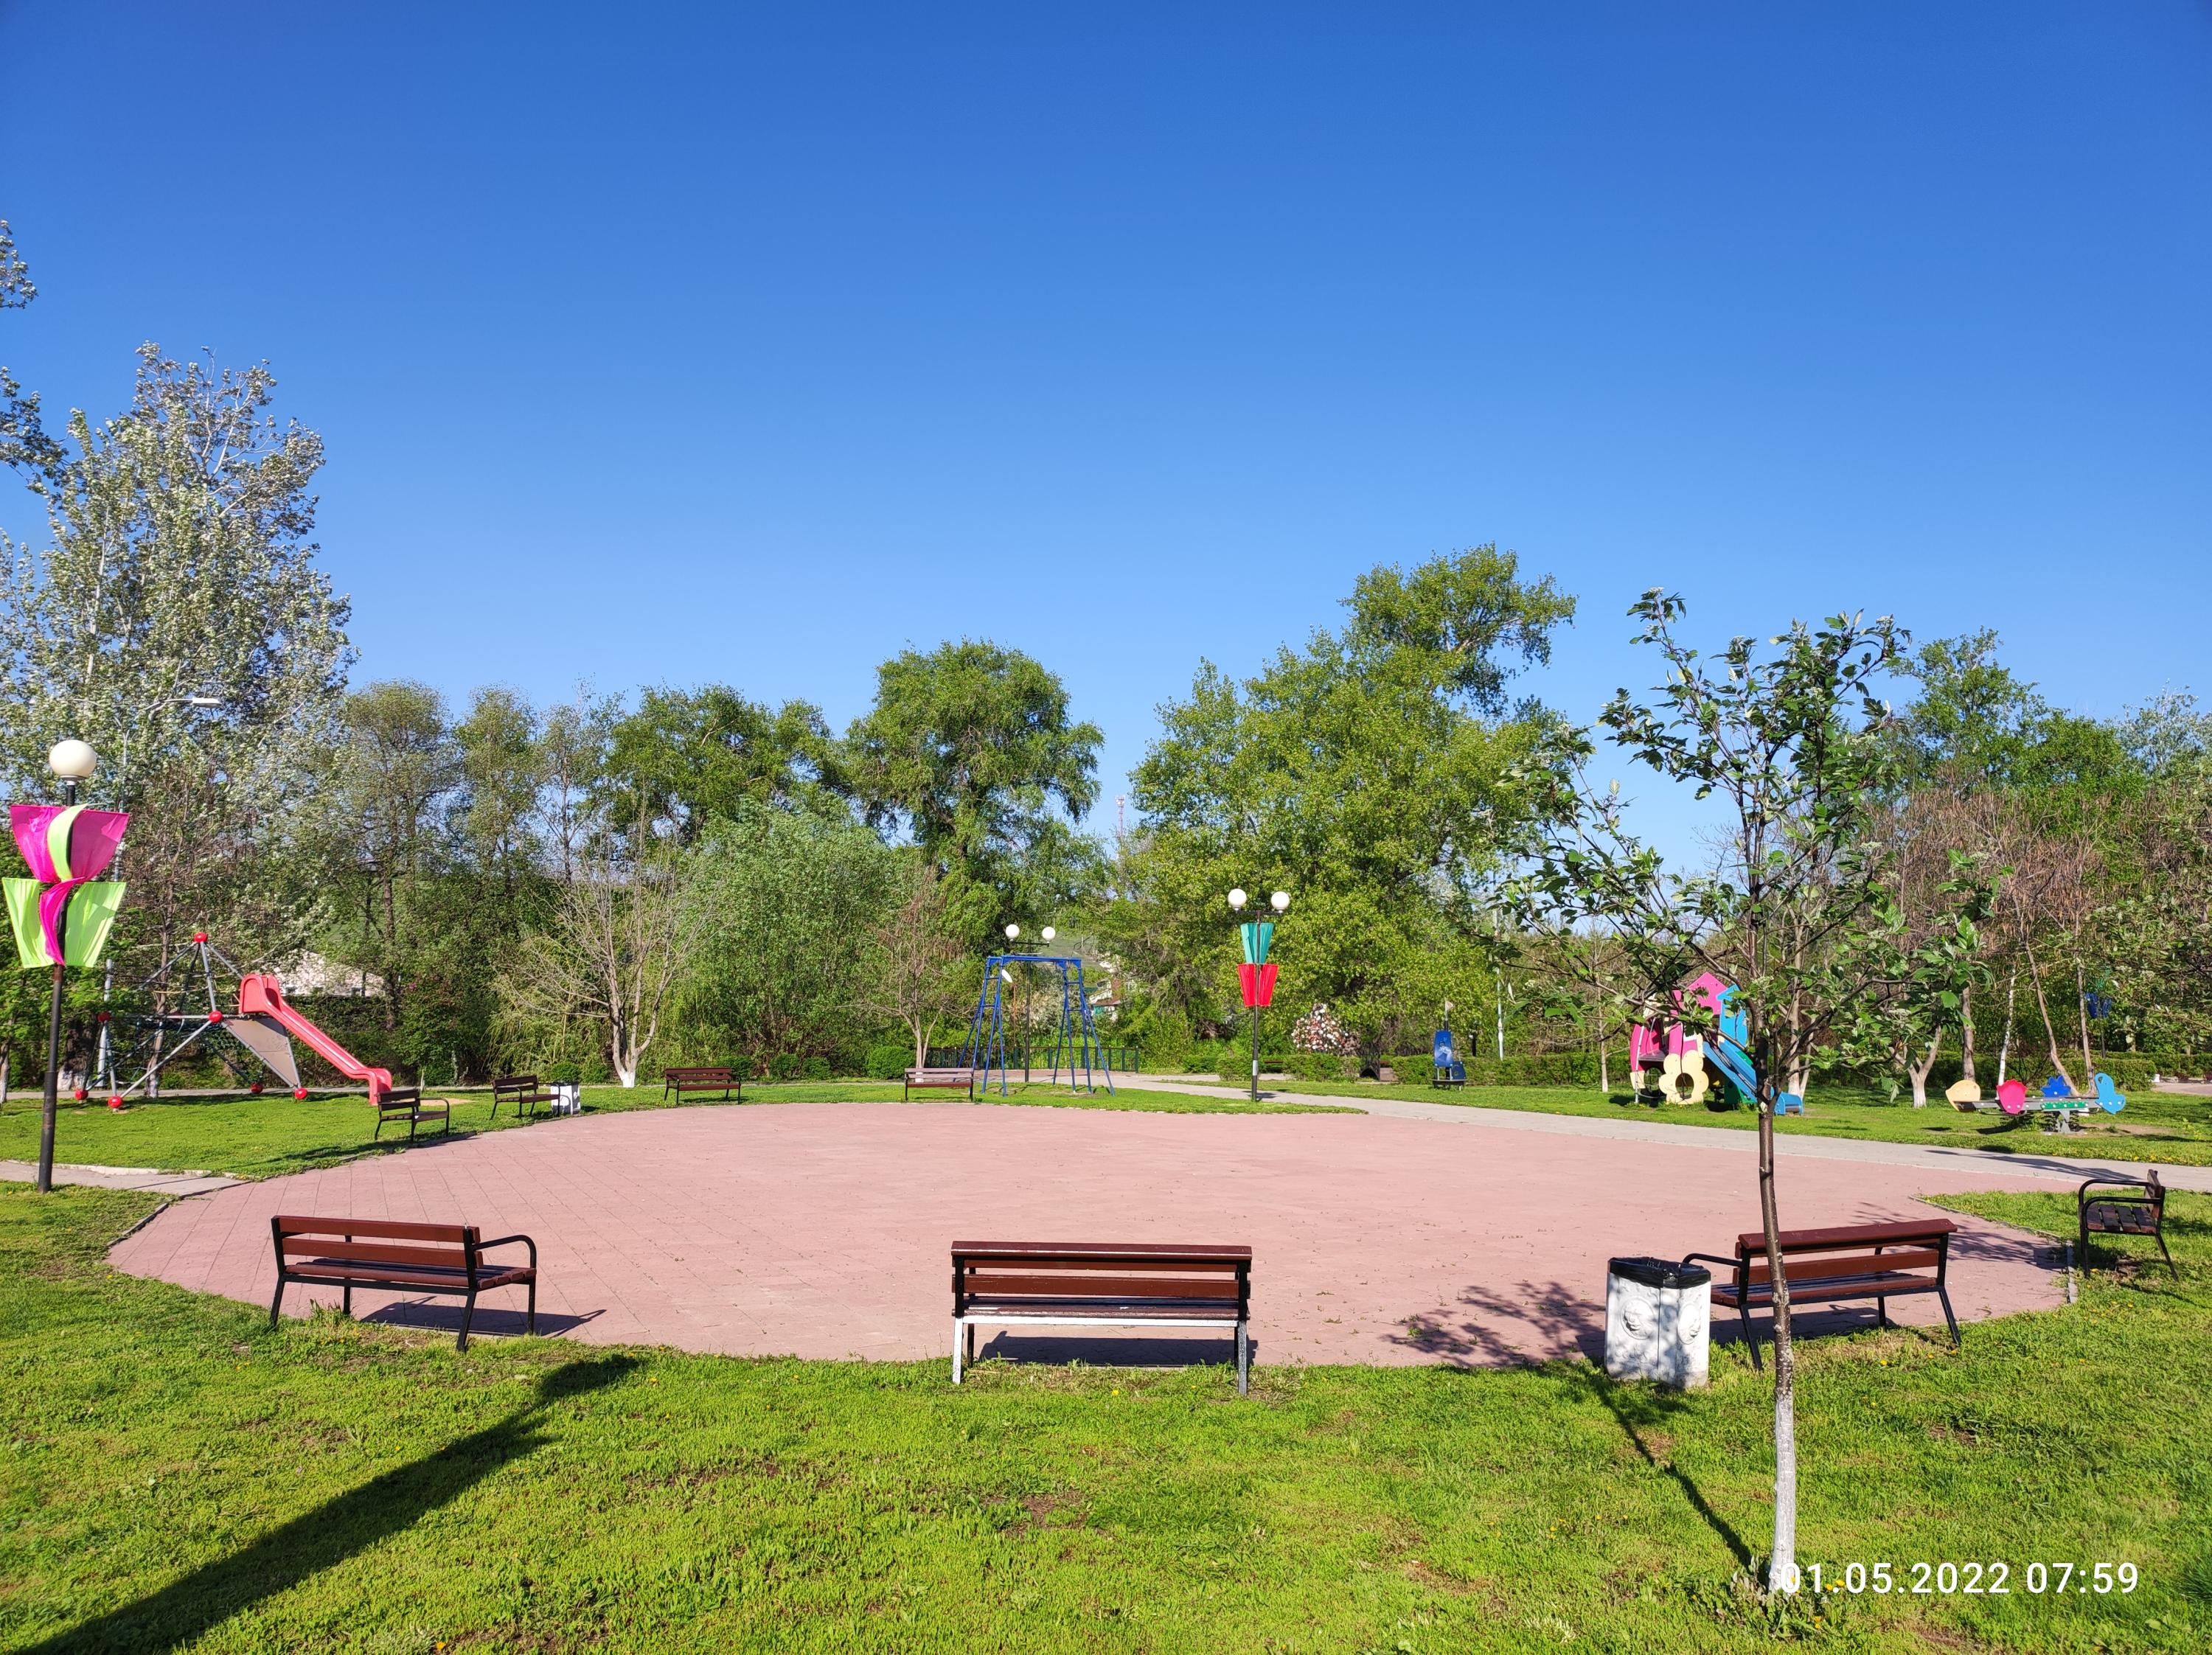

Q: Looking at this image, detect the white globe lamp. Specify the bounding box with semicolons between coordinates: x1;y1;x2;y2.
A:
48;739;97;782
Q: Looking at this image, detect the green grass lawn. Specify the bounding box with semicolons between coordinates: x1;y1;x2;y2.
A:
1236;1076;2212;1166
0;1081;1340;1182
0;1184;2202;1651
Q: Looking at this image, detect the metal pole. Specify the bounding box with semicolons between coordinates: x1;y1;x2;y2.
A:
1250;1000;1260;1101
35;777;78;1193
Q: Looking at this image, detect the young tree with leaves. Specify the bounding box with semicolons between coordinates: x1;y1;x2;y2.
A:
863;861;973;1069
1506;592;1986;1593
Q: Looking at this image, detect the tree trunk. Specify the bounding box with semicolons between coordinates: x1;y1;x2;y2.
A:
2021;941;2076;1095
1907;1028;1942;1107
2074;963;2097;1095
1757;1087;1798;1591
0;1051;9;1110
1958;981;1977;1085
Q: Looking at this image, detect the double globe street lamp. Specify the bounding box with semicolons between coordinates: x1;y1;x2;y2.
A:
35;740;99;1193
1228;888;1290;1102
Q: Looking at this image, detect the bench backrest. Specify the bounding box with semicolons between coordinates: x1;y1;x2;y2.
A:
666;1067;733;1082
377;1087;422;1112
952;1241;1251;1311
493;1073;538;1097
273;1214;480;1273
1730;1220;1954;1284
909;1067;973;1079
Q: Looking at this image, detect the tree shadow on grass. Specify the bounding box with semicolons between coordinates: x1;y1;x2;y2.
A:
28;1353;636;1654
1568;1368;1754;1570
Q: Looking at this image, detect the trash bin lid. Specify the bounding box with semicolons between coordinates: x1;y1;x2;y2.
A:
1609;1255;1711;1290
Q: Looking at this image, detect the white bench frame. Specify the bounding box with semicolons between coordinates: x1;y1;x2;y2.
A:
953;1309;1249;1390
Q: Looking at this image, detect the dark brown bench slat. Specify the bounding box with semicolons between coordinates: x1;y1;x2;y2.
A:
952;1241;1252;1393
962;1275;1245;1300
1739;1247;1946;1285
279;1238;479;1270
1732;1219;1954;1252
282;1264;535;1292
953;1241;1253;1259
269;1215;538;1350
905;1067;975;1100
274;1216;472;1242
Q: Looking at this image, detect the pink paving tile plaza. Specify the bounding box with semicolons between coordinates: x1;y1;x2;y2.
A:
113;1103;2066;1367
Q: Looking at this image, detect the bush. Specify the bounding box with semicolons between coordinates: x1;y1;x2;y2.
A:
802;1056;831;1081
865;1044;911;1081
544;1060;581;1085
768;1054;803;1082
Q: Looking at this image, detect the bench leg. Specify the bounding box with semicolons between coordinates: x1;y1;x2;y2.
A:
1236;1322;1249;1396
2157;1232;2177;1278
526;1276;537;1335
458;1290;477;1352
1745;1311;1762;1372
1876;1295;1888;1329
1936;1285;1961;1349
269;1275;287;1328
342;1282;352;1319
951;1318;964;1384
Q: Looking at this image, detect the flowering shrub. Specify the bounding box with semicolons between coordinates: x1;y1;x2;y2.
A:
1290;1003;1360;1055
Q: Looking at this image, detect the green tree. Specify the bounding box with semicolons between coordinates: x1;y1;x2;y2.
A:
846;641;1102;945
678;804;901;1070
1505;592;1986;1592
316;681;463;1034
0;344;353;988
1124;546;1572;1051
0;219;63;484
597;686;843;844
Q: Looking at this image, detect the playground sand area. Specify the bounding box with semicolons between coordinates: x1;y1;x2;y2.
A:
115;1101;2066;1365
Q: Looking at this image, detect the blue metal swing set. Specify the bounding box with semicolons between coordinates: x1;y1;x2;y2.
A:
963;954;1117;1096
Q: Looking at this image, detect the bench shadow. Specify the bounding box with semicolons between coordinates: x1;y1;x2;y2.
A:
973;1330;1251;1372
361;1302;604;1340
27;1354;636;1654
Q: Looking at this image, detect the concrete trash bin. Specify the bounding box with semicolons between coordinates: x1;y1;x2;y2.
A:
1604;1256;1712;1388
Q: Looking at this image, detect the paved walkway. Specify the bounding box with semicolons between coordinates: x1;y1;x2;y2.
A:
0;1160;243;1196
113;1103;2067;1367
1115;1073;2212;1193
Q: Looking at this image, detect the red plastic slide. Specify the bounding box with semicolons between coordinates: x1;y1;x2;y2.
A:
237;973;394;1103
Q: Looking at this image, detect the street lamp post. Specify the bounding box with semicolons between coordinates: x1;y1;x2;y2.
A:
1228;888;1290;1101
36;739;97;1194
1004;924;1028;1081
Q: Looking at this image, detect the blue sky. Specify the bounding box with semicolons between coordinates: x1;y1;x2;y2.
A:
4;2;2207;852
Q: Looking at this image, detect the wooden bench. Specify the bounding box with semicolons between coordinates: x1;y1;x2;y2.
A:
2079;1172;2174;1277
373;1086;451;1142
1685;1219;1960;1368
950;1241;1253;1392
663;1065;743;1103
269;1215;538;1350
905;1065;975;1101
490;1073;554;1121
